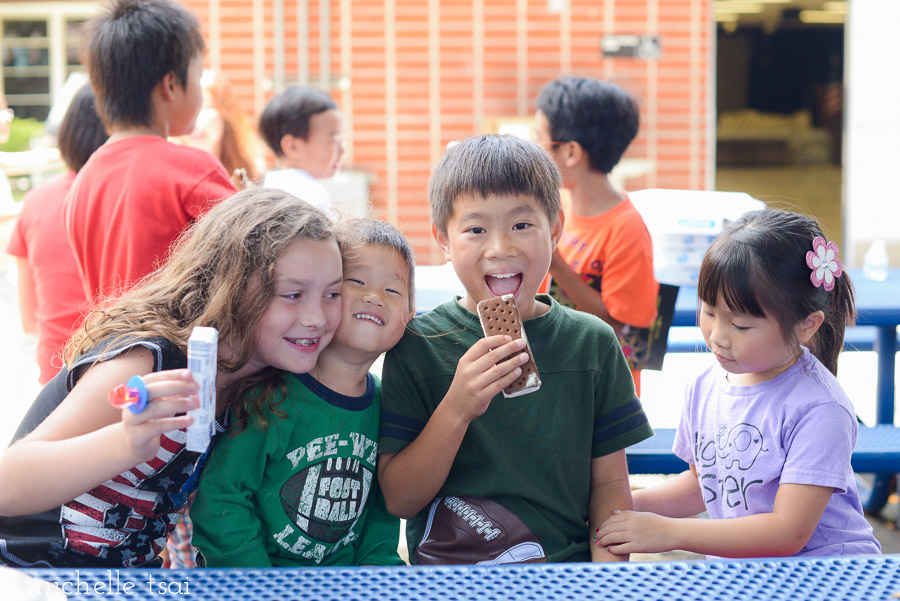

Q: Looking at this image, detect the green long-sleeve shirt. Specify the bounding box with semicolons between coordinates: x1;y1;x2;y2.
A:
192;372;403;567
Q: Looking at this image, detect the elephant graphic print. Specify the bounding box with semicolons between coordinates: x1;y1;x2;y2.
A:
717;423;767;470
692;422;768;513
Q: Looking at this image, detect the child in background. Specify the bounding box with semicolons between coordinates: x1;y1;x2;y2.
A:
535;76;658;394
258;85;345;221
192;218;413;567
65;0;235;303
7;84;106;384
0;189;342;568
596;209;881;558
179;70;259;184
378;134;652;564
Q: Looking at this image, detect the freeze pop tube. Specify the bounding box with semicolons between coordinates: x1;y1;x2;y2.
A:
186;326;218;452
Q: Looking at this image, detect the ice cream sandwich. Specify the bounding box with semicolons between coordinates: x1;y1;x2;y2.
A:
476;294;541;398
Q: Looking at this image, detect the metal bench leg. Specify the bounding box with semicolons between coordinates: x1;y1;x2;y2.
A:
863;473;896;516
875;326;896;425
867;327;898;515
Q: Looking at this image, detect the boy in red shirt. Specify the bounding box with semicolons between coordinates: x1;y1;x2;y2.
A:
535;76;658;393
65;0;235;303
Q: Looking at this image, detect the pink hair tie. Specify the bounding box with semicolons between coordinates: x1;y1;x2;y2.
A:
806;236;843;291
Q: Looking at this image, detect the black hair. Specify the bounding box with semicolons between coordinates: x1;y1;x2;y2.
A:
57;84;108;172
697;209;855;375
258;86;338;156
83;0;205;129
428;134;562;234
536;76;639;174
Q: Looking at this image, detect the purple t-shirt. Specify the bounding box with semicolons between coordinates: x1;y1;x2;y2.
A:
674;347;880;557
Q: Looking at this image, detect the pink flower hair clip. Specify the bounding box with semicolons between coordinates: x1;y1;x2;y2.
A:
806;236;843;291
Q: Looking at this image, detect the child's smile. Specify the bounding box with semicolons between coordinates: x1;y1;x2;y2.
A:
353;312;384;325
285;336;324;350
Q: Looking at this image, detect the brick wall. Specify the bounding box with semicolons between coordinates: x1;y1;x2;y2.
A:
185;0;713;264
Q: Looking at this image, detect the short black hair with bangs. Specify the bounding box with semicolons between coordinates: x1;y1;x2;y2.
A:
697;209;856;375
83;0;205;129
428;134;562;235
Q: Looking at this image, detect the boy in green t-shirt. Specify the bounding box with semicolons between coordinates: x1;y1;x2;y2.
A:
378;134;653;564
192;219;414;567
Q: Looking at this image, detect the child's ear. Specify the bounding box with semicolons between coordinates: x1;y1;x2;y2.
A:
156;71;179;102
797;310;825;345
432;224;452;262
561;141;584;169
280;134;300;158
550;209;565;247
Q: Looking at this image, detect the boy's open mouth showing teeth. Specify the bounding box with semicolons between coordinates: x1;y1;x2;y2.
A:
486;272;522;297
354;313;384;326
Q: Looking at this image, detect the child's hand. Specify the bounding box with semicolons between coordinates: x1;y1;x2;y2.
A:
118;369;200;463
595;510;677;555
443;335;528;422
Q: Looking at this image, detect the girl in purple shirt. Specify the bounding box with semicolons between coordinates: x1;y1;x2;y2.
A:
597;209;881;558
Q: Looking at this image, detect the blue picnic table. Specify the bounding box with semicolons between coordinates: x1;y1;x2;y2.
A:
21;555;900;600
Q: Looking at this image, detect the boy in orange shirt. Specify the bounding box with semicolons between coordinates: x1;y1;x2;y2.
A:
535;76;658;393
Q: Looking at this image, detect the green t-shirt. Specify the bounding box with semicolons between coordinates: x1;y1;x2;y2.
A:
192;372;403;567
380;295;653;563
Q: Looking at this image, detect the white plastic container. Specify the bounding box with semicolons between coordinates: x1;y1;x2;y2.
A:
186;326;218;452
630;189;765;286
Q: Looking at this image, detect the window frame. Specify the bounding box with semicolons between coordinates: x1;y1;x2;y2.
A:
0;2;99;120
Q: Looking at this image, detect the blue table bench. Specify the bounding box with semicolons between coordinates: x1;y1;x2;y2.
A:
626;426;900;510
23;556;900;600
